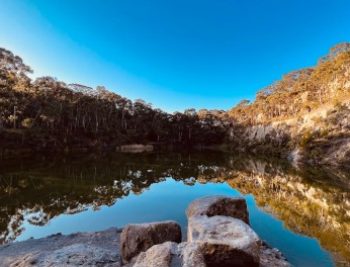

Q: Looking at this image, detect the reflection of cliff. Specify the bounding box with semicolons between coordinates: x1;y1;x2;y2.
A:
228;160;350;263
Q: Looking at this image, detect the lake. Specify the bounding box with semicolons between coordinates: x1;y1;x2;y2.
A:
0;152;349;266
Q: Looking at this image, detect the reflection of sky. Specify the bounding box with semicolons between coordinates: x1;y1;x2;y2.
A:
19;178;333;267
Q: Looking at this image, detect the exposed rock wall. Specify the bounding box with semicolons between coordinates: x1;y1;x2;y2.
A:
230;102;350;168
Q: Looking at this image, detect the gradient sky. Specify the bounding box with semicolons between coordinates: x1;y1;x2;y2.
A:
1;0;350;112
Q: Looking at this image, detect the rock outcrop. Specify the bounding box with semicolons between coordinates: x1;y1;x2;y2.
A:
126;196;290;267
0;196;290;267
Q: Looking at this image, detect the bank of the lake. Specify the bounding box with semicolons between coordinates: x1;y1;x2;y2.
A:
0;196;292;267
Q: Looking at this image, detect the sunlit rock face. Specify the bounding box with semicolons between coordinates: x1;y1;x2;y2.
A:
228;160;350;263
226;45;350;167
187;216;260;266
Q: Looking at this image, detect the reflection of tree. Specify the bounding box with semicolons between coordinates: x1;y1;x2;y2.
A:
0;152;231;244
0;153;349;265
228;160;350;264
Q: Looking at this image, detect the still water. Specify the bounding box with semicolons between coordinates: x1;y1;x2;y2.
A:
0;152;349;266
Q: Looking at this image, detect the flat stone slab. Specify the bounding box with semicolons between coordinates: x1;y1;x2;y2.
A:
0;228;122;267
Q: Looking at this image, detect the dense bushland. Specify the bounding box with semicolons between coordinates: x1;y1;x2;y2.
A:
0;48;230;153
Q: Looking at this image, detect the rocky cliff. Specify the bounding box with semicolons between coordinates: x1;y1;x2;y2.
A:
228;43;350;168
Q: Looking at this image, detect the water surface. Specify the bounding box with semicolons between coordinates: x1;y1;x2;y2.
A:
1;152;349;266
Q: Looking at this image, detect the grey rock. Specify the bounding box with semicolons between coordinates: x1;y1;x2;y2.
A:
120;220;181;263
179;242;206;267
128;242;206;267
34;244;119;267
186;196;249;224
187;215;260;267
130;241;175;267
129;239;292;267
260;242;291;267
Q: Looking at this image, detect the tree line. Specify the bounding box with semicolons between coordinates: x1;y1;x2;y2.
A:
0;48;231;153
229;43;350;125
2;43;350;155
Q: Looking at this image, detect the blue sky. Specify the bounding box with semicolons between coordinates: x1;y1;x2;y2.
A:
1;0;350;112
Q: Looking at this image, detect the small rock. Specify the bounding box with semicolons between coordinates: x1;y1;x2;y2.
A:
128;242;206;267
130;242;177;267
260;242;291;267
179;242;206;267
120;220;181;263
186;196;249;224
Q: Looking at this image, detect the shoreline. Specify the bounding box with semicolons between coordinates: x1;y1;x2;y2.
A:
0;227;289;267
0;196;291;267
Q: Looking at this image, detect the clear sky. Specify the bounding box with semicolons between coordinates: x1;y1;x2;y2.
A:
1;0;350;112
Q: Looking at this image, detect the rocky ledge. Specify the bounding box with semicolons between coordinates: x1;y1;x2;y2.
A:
0;196;290;267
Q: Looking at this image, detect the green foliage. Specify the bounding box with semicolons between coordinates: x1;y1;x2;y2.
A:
21;118;33;128
0;48;229;152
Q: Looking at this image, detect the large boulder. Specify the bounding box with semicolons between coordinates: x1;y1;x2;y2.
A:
186;196;249;224
187;215;260;267
120;220;181;263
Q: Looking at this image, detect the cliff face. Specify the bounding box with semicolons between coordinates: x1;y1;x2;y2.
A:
228;43;350;168
231;102;350;167
230;104;350;167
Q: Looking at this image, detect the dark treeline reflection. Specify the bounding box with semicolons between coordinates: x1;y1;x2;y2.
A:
0;152;236;244
0;152;350;263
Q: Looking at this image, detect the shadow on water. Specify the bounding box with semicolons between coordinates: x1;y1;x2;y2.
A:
0;152;349;266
